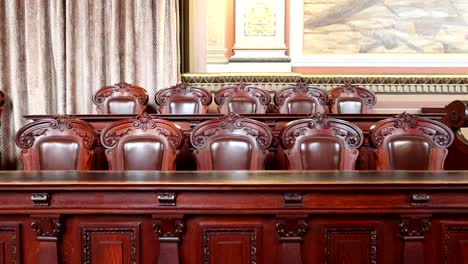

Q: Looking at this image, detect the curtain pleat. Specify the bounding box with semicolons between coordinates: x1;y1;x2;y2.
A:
0;0;180;169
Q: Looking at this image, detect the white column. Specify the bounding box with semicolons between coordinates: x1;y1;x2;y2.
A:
230;0;289;62
207;0;228;64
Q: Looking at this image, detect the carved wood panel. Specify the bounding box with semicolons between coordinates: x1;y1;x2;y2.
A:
81;223;140;264
442;222;468;264
324;227;378;264
202;226;261;264
0;224;20;264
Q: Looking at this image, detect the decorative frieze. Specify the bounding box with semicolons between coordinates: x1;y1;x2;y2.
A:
181;74;468;94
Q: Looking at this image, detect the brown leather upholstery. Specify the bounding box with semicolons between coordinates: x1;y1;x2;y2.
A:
215;84;270;114
155;84;212;114
274;84;329;114
280;115;364;170
370;113;454;170
190;113;273;170
329;85;377;114
93;82;149;114
100;114;183;171
15;117;97;170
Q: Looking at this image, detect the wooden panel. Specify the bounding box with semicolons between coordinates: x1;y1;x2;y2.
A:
81;223;140;264
0;224;20;264
325;227;377;264
442;222;468;264
202;227;260;264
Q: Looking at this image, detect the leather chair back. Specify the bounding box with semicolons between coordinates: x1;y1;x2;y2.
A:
280;115;364;170
93;82;149;114
370;113;454;170
274;84;329;114
155;84;212;114
101;115;183;170
329;85;377;114
190;113;273;170
215;84;270;114
15;117;97;170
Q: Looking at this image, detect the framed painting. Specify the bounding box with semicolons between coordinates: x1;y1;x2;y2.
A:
289;0;468;67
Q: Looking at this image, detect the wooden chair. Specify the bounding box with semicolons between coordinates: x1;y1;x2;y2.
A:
279;115;364;170
369;113;454;170
15;116;97;170
155;84;212;114
274;84;329;114
215;83;271;114
329;85;377;114
93;82;149;114
190;113;273;170
100;114;184;170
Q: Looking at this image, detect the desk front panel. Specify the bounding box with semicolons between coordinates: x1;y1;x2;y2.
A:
0;171;468;263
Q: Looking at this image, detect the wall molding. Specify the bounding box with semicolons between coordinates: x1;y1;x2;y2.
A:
181;73;468;94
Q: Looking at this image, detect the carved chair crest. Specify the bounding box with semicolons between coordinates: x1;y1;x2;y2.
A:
155;83;212;114
274;84;329;114
329;84;377;114
15;116;97;170
100;114;184;170
280;114;364;170
93;82;149;114
214;83;271;114
190;113;273;170
370;113;454;170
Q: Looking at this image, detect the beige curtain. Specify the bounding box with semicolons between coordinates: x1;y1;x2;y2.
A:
0;0;180;169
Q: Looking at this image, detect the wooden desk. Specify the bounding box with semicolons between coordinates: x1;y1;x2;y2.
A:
2;170;468;263
25;111;468;170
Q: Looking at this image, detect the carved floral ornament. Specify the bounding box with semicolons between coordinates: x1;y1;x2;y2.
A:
153;221;185;241
215;83;271;105
93;81;148;105
31;218;62;239
191;113;272;149
275;83;329;105
329;85;377;106
371;113;454;148
101;114;182;149
282;115;363;149
155;83;212;105
16;116;96;149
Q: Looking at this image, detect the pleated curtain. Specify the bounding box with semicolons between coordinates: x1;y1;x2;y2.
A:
0;0;180;169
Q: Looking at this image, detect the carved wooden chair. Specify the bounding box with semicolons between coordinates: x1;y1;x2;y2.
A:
369;113;454;170
93;82;149;114
15;117;97;170
279;115;364;170
215;84;271;114
100;114;184;170
190;113;273;170
274;84;329;114
329;85;377;114
155;84;212;114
